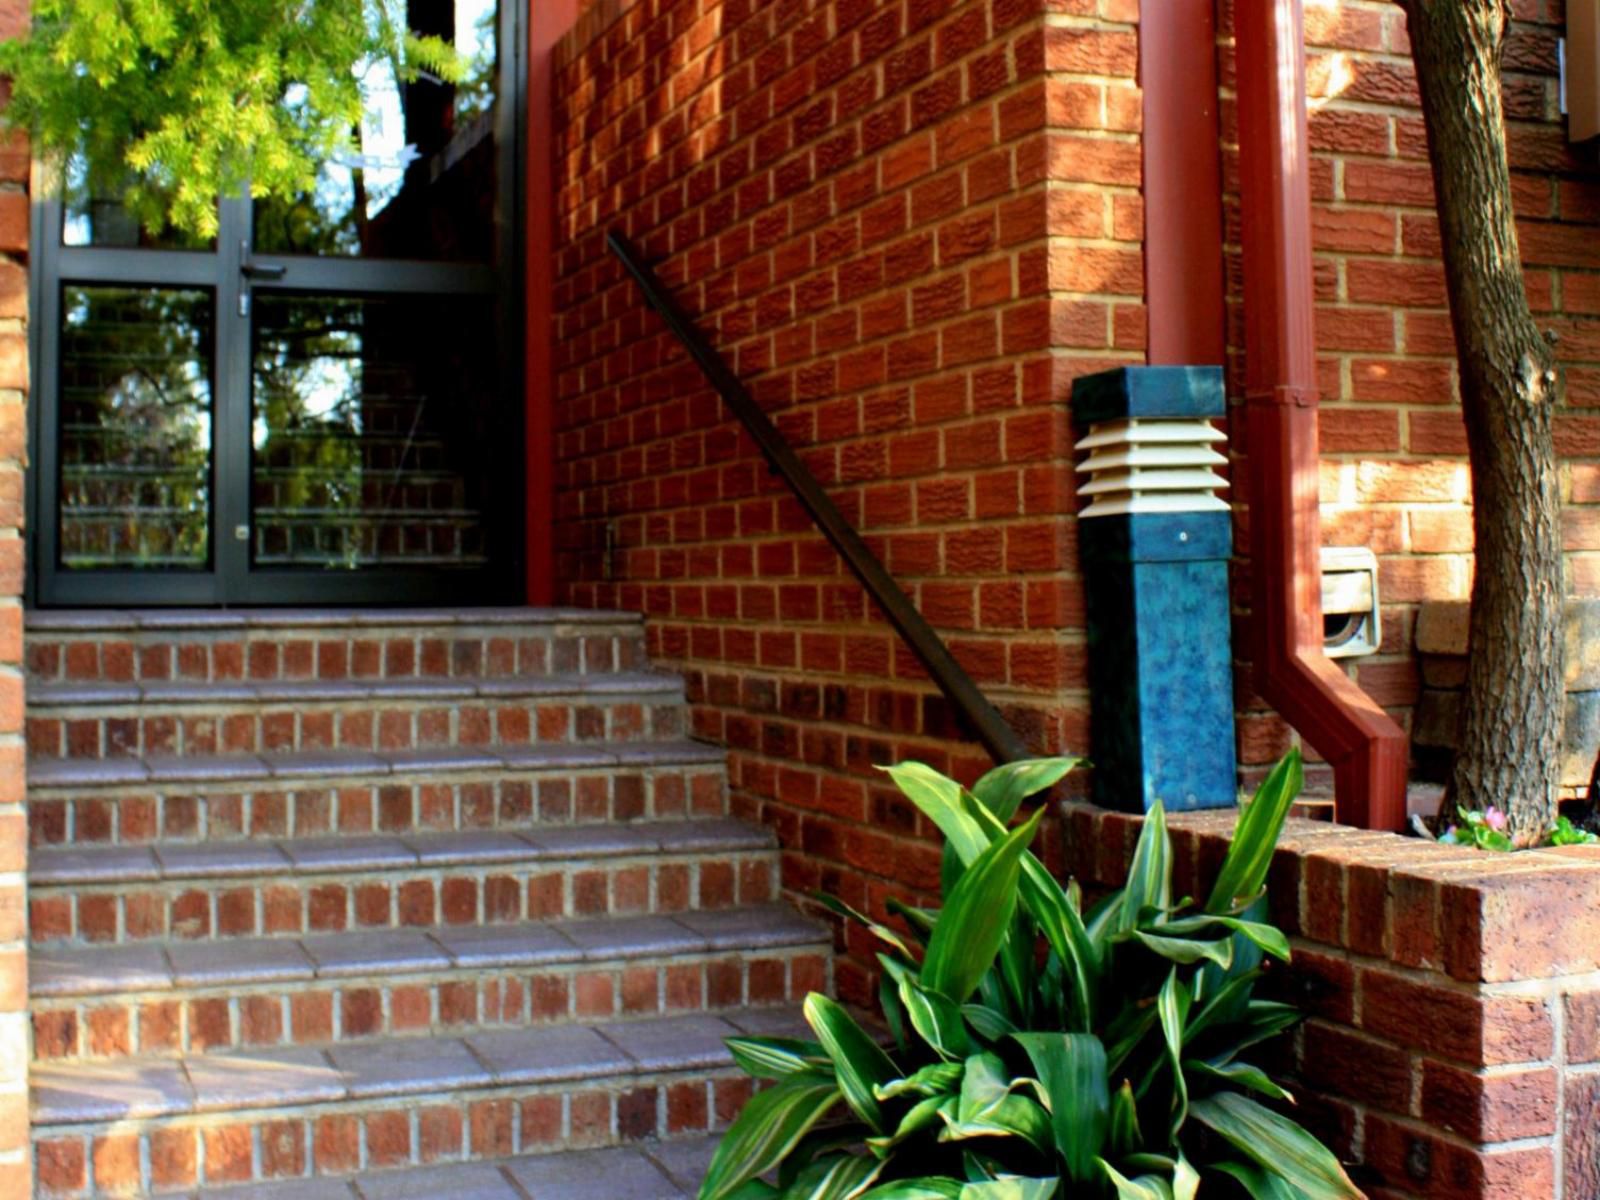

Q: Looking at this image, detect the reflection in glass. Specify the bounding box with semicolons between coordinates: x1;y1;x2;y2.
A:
251;293;494;568
254;0;499;261
58;287;214;568
61;157;215;250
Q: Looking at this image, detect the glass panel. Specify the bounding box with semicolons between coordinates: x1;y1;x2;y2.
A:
62;158;216;250
250;293;495;569
253;0;499;261
58;286;215;569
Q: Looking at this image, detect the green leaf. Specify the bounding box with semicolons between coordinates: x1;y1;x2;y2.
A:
1173;1154;1200;1200
962;1003;1020;1043
804;994;899;1134
959;1180;1059;1200
901;974;972;1060
1012;1032;1109;1185
1157;969;1191;1137
866;1094;954;1157
857;1181;963;1200
1098;1160;1175;1200
939;1094;1053;1153
880;763;990;867
970;757;1081;823
1190;1092;1364;1200
886;898;938;943
921;808;1042;1004
875;1061;964;1101
1149;915;1291;963
1210;1160;1301;1200
781;1154;883;1200
1206;749;1302;914
813;892;918;962
1118;802;1172;934
1106;1080;1142;1159
1185;1058;1294;1102
1130;931;1235;969
727;1036;832;1080
697;1073;843;1200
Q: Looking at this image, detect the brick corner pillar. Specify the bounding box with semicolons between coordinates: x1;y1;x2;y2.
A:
0;0;30;1192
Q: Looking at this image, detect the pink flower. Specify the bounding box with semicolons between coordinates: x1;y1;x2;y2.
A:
1484;807;1507;832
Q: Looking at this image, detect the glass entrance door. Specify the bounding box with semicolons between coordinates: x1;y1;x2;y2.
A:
30;0;523;606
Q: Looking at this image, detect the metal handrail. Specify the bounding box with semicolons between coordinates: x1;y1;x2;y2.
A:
607;230;1029;765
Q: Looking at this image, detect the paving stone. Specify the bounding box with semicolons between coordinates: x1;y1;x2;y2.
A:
184;1046;344;1111
560;914;708;960
302;930;453;978
381;745;505;771
32;1058;194;1122
32;944;172;997
646;1136;722;1192
465;1025;631;1085
403;831;537;866
597;1014;739;1072
202;1180;359;1199
143;752;273;782
356;1163;523;1200
522;825;662;859
31;845;162;884
26;755;152;787
504;1146;683;1199
165;939;315;987
278;836;417;872
673;906;823;950
651;819;771;853
261;749;391;779
429;924;577;969
328;1037;491;1099
155;841;293;878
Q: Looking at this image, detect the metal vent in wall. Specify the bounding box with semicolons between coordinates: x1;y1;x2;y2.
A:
1073;418;1230;519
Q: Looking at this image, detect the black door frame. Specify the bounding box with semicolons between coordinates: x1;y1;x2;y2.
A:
26;0;527;609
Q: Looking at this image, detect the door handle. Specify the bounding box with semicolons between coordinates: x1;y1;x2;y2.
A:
241;262;287;280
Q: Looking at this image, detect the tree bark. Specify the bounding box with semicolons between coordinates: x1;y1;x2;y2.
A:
1399;0;1564;842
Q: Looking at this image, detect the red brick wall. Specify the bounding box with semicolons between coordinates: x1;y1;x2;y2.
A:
1221;0;1600;781
552;0;1140;1000
0;0;28;1189
1068;803;1600;1199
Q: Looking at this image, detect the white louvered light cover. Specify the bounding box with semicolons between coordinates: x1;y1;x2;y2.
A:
1073;418;1229;519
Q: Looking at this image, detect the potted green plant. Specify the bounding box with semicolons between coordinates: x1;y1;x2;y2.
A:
697;749;1363;1199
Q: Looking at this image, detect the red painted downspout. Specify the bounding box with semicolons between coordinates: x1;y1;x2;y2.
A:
1234;0;1408;830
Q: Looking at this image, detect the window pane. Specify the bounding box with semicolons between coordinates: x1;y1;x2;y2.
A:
250;293;496;569
58;287;215;569
253;0;500;261
61;158;216;250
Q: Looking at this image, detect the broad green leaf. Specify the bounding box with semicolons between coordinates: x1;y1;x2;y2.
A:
958;1053;1016;1123
867;1094;953;1157
857;1181;963;1200
782;1153;883;1200
962;1002;1019;1043
886;897;938;943
1173;1154;1200;1200
1202;1000;1303;1064
880;968;910;1054
804;994;898;1134
1130;931;1234;969
1190;1092;1364;1200
1157;969;1191;1137
1118;802;1171;934
1183;967;1263;1044
1102;1001;1160;1075
921;808;1041;1004
880;763;990;866
1148;915;1291;963
1210;1160;1301;1200
971;757;1081;823
697;1073;842;1200
1098;1160;1175;1200
727;1036;832;1080
1185;1057;1294;1102
726;1182;781;1199
1206;749;1302;914
1106;1080;1142;1158
875;1061;964;1101
901;975;972;1060
959;1179;1058;1200
939;1094;1053;1153
1012;1032;1109;1185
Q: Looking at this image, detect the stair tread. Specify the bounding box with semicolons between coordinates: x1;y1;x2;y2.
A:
28;737;724;788
30;817;774;885
29;669;683;708
26;606;643;632
32;1009;807;1124
32;905;829;997
190;1137;719;1199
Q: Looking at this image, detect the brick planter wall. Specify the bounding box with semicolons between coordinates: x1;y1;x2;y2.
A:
1065;803;1600;1199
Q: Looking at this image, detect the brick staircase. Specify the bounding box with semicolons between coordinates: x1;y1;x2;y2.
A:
22;609;826;1198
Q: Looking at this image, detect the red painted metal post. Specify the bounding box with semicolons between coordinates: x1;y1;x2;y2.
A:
1141;0;1225;367
1235;0;1408;830
525;0;579;605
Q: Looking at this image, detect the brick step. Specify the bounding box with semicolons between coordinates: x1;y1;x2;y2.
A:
29;820;779;947
186;1139;718;1199
24;607;646;686
32;1011;804;1197
25;671;686;759
32;906;831;1061
28;740;727;848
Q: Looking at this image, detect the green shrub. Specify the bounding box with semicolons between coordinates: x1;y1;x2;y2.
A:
697;749;1363;1200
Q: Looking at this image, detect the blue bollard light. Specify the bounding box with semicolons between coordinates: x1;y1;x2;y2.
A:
1070;366;1238;813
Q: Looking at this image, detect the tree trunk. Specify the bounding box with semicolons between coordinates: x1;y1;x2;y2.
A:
1400;0;1564;843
